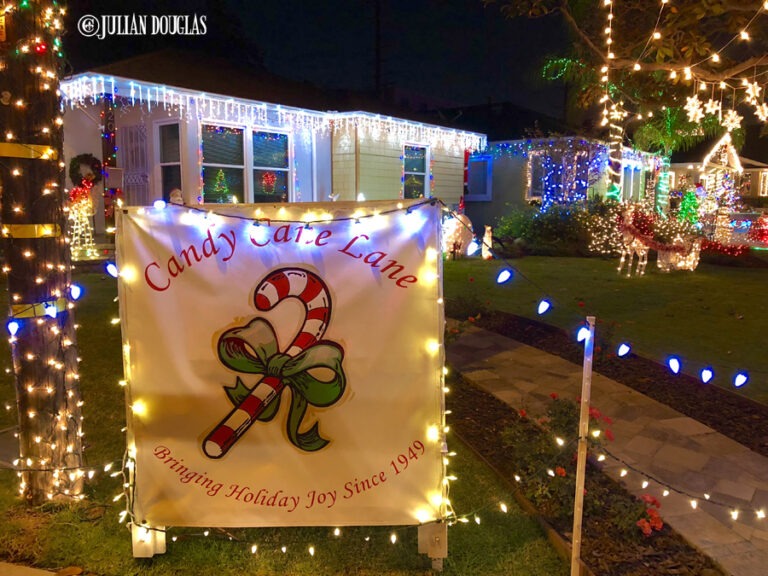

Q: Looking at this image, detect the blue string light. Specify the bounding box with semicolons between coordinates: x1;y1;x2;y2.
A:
667;356;681;375
6;320;20;336
617;343;631;357
537;299;552;315
700;367;714;384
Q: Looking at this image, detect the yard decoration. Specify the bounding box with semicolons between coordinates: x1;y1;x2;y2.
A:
116;199;447;564
67;153;100;259
617;206;649;276
441;213;474;259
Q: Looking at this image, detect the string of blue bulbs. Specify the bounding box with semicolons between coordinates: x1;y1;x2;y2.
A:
465;237;750;390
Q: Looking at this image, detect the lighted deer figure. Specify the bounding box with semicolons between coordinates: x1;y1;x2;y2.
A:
617;205;650;277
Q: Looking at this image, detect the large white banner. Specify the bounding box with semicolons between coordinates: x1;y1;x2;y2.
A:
116;199;445;528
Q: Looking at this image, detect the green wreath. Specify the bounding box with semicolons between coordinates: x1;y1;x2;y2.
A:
69;154;102;187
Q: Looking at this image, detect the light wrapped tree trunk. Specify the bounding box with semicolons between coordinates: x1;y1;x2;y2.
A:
0;1;85;505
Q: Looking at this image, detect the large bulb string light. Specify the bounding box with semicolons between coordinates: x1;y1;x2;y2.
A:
447;209;755;389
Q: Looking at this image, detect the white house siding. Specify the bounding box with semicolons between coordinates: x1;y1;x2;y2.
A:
431;155;464;207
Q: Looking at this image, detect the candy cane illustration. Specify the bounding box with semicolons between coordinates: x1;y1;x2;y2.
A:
203;268;335;458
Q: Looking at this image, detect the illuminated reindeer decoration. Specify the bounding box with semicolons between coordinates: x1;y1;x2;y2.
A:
617;205;650;277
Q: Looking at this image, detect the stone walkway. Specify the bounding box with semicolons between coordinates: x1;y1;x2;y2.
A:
447;325;768;576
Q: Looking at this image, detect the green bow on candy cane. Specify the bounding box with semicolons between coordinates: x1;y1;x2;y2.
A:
218;318;346;452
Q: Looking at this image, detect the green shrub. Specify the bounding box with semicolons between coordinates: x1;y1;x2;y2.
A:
494;205;590;256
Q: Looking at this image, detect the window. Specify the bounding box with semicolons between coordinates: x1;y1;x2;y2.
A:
253;131;289;202
761;172;768;196
403;145;428;199
465;155;492;201
202;125;244;203
158;123;180;202
527;152;545;201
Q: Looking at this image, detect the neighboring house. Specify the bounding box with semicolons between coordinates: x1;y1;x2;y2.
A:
464;137;660;231
669;126;768;204
59;51;486;237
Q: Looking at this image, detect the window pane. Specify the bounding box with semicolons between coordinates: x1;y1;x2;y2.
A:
404;145;426;173
203;166;244;203
253;132;289;168
254;169;288;202
404;174;425;199
161;165;182;201
202;125;244;165
159;124;180;163
467;159;488;196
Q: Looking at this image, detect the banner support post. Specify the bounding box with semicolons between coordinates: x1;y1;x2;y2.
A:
570;316;595;576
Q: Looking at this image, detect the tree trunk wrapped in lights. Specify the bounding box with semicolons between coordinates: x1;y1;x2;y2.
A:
0;1;85;504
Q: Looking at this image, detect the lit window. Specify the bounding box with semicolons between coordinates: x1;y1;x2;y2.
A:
403;145;428;199
253;131;289;203
202;125;244;204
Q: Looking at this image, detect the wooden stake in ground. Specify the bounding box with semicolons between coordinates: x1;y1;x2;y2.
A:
0;1;85;504
571;316;595;576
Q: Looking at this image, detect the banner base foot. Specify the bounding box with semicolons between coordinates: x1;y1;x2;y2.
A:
418;522;447;571
131;523;166;558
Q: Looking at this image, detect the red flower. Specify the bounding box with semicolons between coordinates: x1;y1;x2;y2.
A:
555;466;566;477
602;416;613;425
637;518;652;537
640;494;661;508
518;409;527;418
549;392;559;400
588;407;602;420
605;429;615;442
578;301;585;307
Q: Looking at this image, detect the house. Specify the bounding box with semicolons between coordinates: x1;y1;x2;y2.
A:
464;136;661;231
669;126;768;205
59;51;486;237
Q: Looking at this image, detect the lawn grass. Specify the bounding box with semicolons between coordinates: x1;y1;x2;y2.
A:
0;271;567;575
443;256;768;404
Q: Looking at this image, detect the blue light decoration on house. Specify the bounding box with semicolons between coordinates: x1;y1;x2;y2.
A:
667;356;681;374
700;367;714;384
106;262;119;278
576;326;591;342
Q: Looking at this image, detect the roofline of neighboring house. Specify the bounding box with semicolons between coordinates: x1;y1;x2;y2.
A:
59;72;488;151
478;135;660;162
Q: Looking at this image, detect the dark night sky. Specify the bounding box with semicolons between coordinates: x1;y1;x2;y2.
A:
63;0;567;117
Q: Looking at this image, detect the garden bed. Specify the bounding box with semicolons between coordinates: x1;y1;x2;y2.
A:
448;370;725;576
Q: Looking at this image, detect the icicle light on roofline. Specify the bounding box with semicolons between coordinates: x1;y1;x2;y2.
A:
59;75;486;152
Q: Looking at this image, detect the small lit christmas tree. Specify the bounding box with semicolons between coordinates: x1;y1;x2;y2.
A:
678;190;699;224
212;169;230;202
